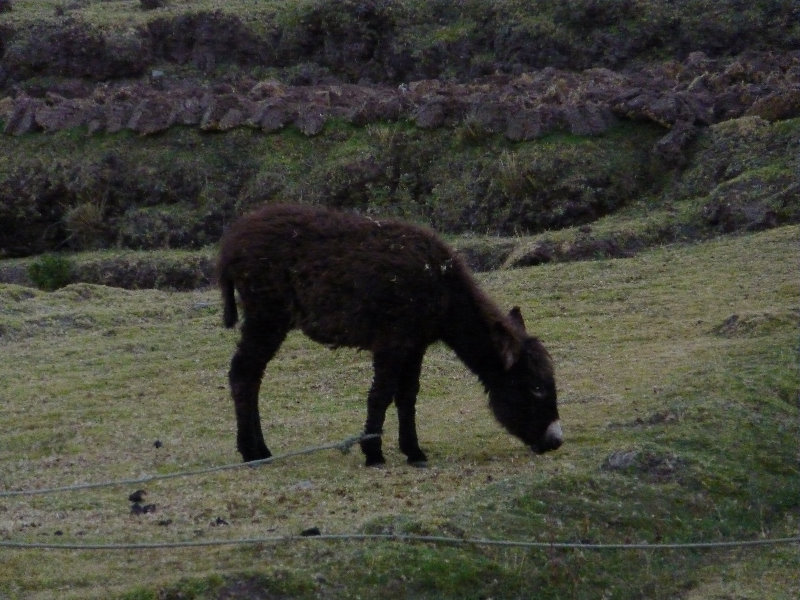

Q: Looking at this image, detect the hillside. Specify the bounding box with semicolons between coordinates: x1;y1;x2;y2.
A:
1;225;797;599
1;3;798;598
0;0;799;275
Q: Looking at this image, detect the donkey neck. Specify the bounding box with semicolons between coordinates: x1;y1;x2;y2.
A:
440;276;509;388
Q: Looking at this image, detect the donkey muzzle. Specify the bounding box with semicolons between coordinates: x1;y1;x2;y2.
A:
532;420;563;454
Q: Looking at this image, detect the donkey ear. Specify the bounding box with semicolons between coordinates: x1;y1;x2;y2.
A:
508;306;527;332
493;321;522;371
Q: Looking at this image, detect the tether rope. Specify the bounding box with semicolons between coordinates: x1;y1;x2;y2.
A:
1;533;798;552
0;433;379;497
1;432;797;553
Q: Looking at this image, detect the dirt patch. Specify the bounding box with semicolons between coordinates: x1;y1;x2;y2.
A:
156;573;307;600
713;311;800;338
216;577;293;600
505;233;640;268
602;448;688;483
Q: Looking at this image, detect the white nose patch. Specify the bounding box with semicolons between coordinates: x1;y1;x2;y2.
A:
545;420;563;444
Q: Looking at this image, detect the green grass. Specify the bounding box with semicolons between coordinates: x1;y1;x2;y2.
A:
0;226;798;599
3;0;296;29
0;116;665;256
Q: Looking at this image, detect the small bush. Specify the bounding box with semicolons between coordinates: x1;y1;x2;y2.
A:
28;254;75;291
64;201;109;250
140;0;165;10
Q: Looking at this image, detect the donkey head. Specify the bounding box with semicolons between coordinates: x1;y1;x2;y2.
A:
488;307;563;454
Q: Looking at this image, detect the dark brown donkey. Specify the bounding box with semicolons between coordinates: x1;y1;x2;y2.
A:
218;204;563;466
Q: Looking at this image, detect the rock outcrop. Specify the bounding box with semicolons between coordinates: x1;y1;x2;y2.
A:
3;52;798;146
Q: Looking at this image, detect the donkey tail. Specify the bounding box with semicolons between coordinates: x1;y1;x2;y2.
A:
220;275;238;328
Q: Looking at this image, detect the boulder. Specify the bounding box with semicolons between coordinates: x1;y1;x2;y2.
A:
652;121;698;168
251;100;294;132
505;108;545;142
562;103;616;135
200;93;254;131
4;97;41;135
746;89;800;121
35;96;89;131
295;108;326;136
128;96;177;135
413;101;445;129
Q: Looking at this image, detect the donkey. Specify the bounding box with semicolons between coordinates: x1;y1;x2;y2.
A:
218;204;562;466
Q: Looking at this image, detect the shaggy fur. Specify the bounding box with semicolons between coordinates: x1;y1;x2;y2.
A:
218;204;562;465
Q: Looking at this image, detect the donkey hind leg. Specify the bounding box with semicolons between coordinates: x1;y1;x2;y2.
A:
360;350;402;467
229;320;287;463
395;349;427;466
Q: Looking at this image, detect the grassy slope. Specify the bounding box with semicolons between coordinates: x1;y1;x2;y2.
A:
3;1;799;261
6;0;798;52
0;226;797;599
2;114;796;263
2;0;292;27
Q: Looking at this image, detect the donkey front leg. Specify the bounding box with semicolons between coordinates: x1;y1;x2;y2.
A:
229;321;287;462
395;349;427;465
360;351;401;467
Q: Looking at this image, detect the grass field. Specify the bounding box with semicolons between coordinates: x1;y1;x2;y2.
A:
1;226;798;599
2;0;289;28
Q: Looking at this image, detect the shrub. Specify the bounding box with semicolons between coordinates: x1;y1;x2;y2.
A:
64;201;109;250
28;254;75;291
140;0;165;10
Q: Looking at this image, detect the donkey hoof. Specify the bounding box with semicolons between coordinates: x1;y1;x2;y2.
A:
405;449;428;466
241;447;272;464
365;455;386;468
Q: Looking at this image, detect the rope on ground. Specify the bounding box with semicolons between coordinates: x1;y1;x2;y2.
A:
2;433;798;553
0;533;798;552
0;433;379;498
